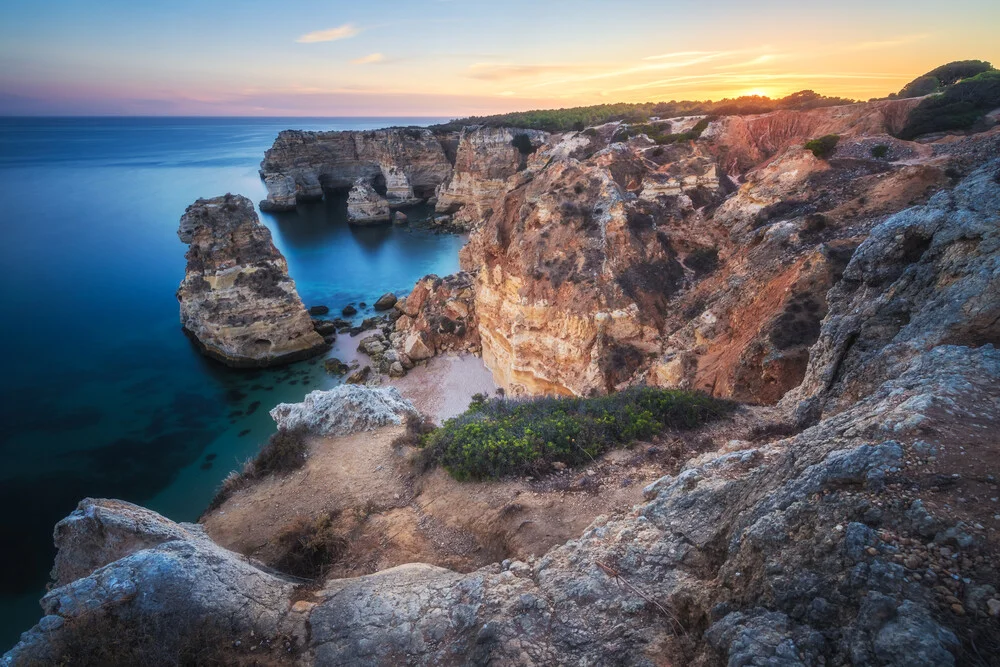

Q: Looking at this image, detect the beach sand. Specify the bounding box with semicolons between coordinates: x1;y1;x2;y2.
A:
329;332;497;423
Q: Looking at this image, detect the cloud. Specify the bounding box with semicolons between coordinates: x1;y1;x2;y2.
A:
296;23;360;44
643;50;717;61
351;52;385;65
466;63;588;81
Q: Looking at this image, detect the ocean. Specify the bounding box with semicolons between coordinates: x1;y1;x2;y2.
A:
0;116;465;647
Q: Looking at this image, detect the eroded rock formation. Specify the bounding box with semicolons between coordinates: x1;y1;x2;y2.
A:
435;126;549;228
176;194;328;367
346;177;391;224
258;128;453;211
391;272;480;361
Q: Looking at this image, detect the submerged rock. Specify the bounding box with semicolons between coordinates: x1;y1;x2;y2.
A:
176;194;327;367
268;384;416;436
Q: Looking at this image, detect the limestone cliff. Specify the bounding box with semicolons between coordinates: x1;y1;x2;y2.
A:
176;194;328;367
435;126;549;228
8;165;1000;665
259;128;453;211
461;104;996;400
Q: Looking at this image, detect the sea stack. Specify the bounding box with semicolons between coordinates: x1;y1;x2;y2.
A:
176;193;328;367
346;178;391;224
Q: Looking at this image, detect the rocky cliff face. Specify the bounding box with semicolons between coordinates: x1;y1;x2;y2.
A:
435;126;549;228
462;104;995;400
259;128;453;211
8;165;1000;664
176;194;328;367
390;272;480;362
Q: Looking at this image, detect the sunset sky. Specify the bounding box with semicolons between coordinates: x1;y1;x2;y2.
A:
1;0;998;117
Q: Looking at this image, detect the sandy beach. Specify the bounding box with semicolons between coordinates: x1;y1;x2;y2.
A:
329;330;497;423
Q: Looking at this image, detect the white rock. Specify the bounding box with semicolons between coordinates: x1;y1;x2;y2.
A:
269;385;417;436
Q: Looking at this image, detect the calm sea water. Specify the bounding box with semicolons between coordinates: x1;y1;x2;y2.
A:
0;116;465;646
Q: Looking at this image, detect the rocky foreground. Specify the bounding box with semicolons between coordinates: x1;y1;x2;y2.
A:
176;194;328;367
6;155;1000;664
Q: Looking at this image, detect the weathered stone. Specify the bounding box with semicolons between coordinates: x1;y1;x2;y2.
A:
259;128;452;211
176;194;327;367
269;385;416;435
403;331;434;361
373;292;398;311
346;178;390;224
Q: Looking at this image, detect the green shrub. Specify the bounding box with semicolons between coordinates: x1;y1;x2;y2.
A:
898;70;1000;139
871;144;889;159
572;121;586;132
895;60;994;98
420;387;733;480
804;134;840;159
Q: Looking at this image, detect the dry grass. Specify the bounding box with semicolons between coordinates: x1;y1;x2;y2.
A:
272;511;349;580
203;427;309;515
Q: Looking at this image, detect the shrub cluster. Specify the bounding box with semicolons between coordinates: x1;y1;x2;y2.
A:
420;387;733;480
898;70;1000;139
273;511;348;579
893;60;994;98
870;144;890;159
430;90;854;133
804;134;840;159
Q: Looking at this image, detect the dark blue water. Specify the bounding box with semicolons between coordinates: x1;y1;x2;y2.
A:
0;117;464;647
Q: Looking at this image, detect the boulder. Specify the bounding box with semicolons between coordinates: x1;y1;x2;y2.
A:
268;385;416;435
345;366;372;385
308;305;329;315
393;211;408;224
323;358;349;375
373;292;398;311
342;305;358;317
403;332;434;361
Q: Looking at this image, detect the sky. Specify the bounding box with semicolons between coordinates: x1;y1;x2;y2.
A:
1;0;998;117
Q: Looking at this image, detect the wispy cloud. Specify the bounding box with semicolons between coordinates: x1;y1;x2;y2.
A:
296;23;360;44
351;52;385;65
643;50;717;61
843;34;929;52
466;63;589;81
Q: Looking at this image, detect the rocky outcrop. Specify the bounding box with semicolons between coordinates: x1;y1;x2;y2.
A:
269;385;417;435
435;126;548;228
4;499;300;666
784;158;1000;423
707;98;923;174
346;178;391;224
259;128;453;211
390;272;480;360
176;194;328;367
463;137;728;396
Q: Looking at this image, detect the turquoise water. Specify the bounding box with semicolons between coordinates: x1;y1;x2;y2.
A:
0;117;464;646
